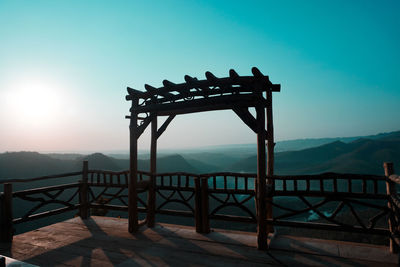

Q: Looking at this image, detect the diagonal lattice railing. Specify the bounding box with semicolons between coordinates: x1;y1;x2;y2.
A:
1;164;399;252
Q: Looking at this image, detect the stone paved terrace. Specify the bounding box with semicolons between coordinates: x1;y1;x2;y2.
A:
0;216;398;266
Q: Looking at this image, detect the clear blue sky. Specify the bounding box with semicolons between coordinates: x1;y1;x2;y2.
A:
0;0;399;152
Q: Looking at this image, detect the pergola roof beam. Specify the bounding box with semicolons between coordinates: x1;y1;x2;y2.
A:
126;68;280;101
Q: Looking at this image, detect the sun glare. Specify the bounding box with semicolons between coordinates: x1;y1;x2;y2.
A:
4;78;65;128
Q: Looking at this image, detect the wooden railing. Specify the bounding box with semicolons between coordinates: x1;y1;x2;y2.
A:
1;161;399;253
0;170;83;242
268;174;388;235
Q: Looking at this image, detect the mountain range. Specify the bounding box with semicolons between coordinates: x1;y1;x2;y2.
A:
1;130;399;181
231;132;400;175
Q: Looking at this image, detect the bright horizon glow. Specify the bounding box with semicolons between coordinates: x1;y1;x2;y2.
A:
4;77;64;127
0;0;399;152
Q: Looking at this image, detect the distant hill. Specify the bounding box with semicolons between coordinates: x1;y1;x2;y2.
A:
80;153;123;170
0;152;76;179
230;133;400;175
1;130;400;180
0;152;199;180
274;131;399;152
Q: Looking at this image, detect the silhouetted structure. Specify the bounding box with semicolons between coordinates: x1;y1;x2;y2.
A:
125;67;280;249
1;69;400;262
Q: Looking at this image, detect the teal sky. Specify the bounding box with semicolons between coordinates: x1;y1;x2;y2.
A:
0;0;399;152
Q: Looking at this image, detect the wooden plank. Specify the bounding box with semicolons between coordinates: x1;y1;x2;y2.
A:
8;217;396;266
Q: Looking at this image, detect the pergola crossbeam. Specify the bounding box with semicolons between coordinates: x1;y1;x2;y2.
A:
133;94;263;115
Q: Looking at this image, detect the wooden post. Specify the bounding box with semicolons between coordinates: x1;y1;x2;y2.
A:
384;162;398;253
266;90;275;235
147;114;157;227
79;160;89;219
256;104;267;250
129;99;139;233
194;177;202;233
201;177;210;233
0;183;13;242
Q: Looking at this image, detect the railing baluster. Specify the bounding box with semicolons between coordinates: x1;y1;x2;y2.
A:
194;177;202;233
333;178;338;193
201;177;210;233
235;176;238;190
362;179;367;194
347;178;351;193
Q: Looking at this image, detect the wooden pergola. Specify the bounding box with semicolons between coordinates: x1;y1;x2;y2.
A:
125;67;280;249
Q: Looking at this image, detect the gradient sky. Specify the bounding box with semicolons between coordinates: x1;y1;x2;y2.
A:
0;0;399;152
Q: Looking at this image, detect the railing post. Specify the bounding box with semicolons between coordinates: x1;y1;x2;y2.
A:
79;160;89;219
384;162;398;253
0;183;13;242
201;177;210;233
194;177;202;233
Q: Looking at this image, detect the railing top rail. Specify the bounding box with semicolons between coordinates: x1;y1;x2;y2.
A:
12;182;81;195
151;171;258;178
88;169;130;175
0;169;387;186
153;171;200;177
272;173;385;180
201;172;257;177
389;174;400;184
0;171;83;184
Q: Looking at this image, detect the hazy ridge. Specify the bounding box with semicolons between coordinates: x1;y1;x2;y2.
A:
1;130;399;181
